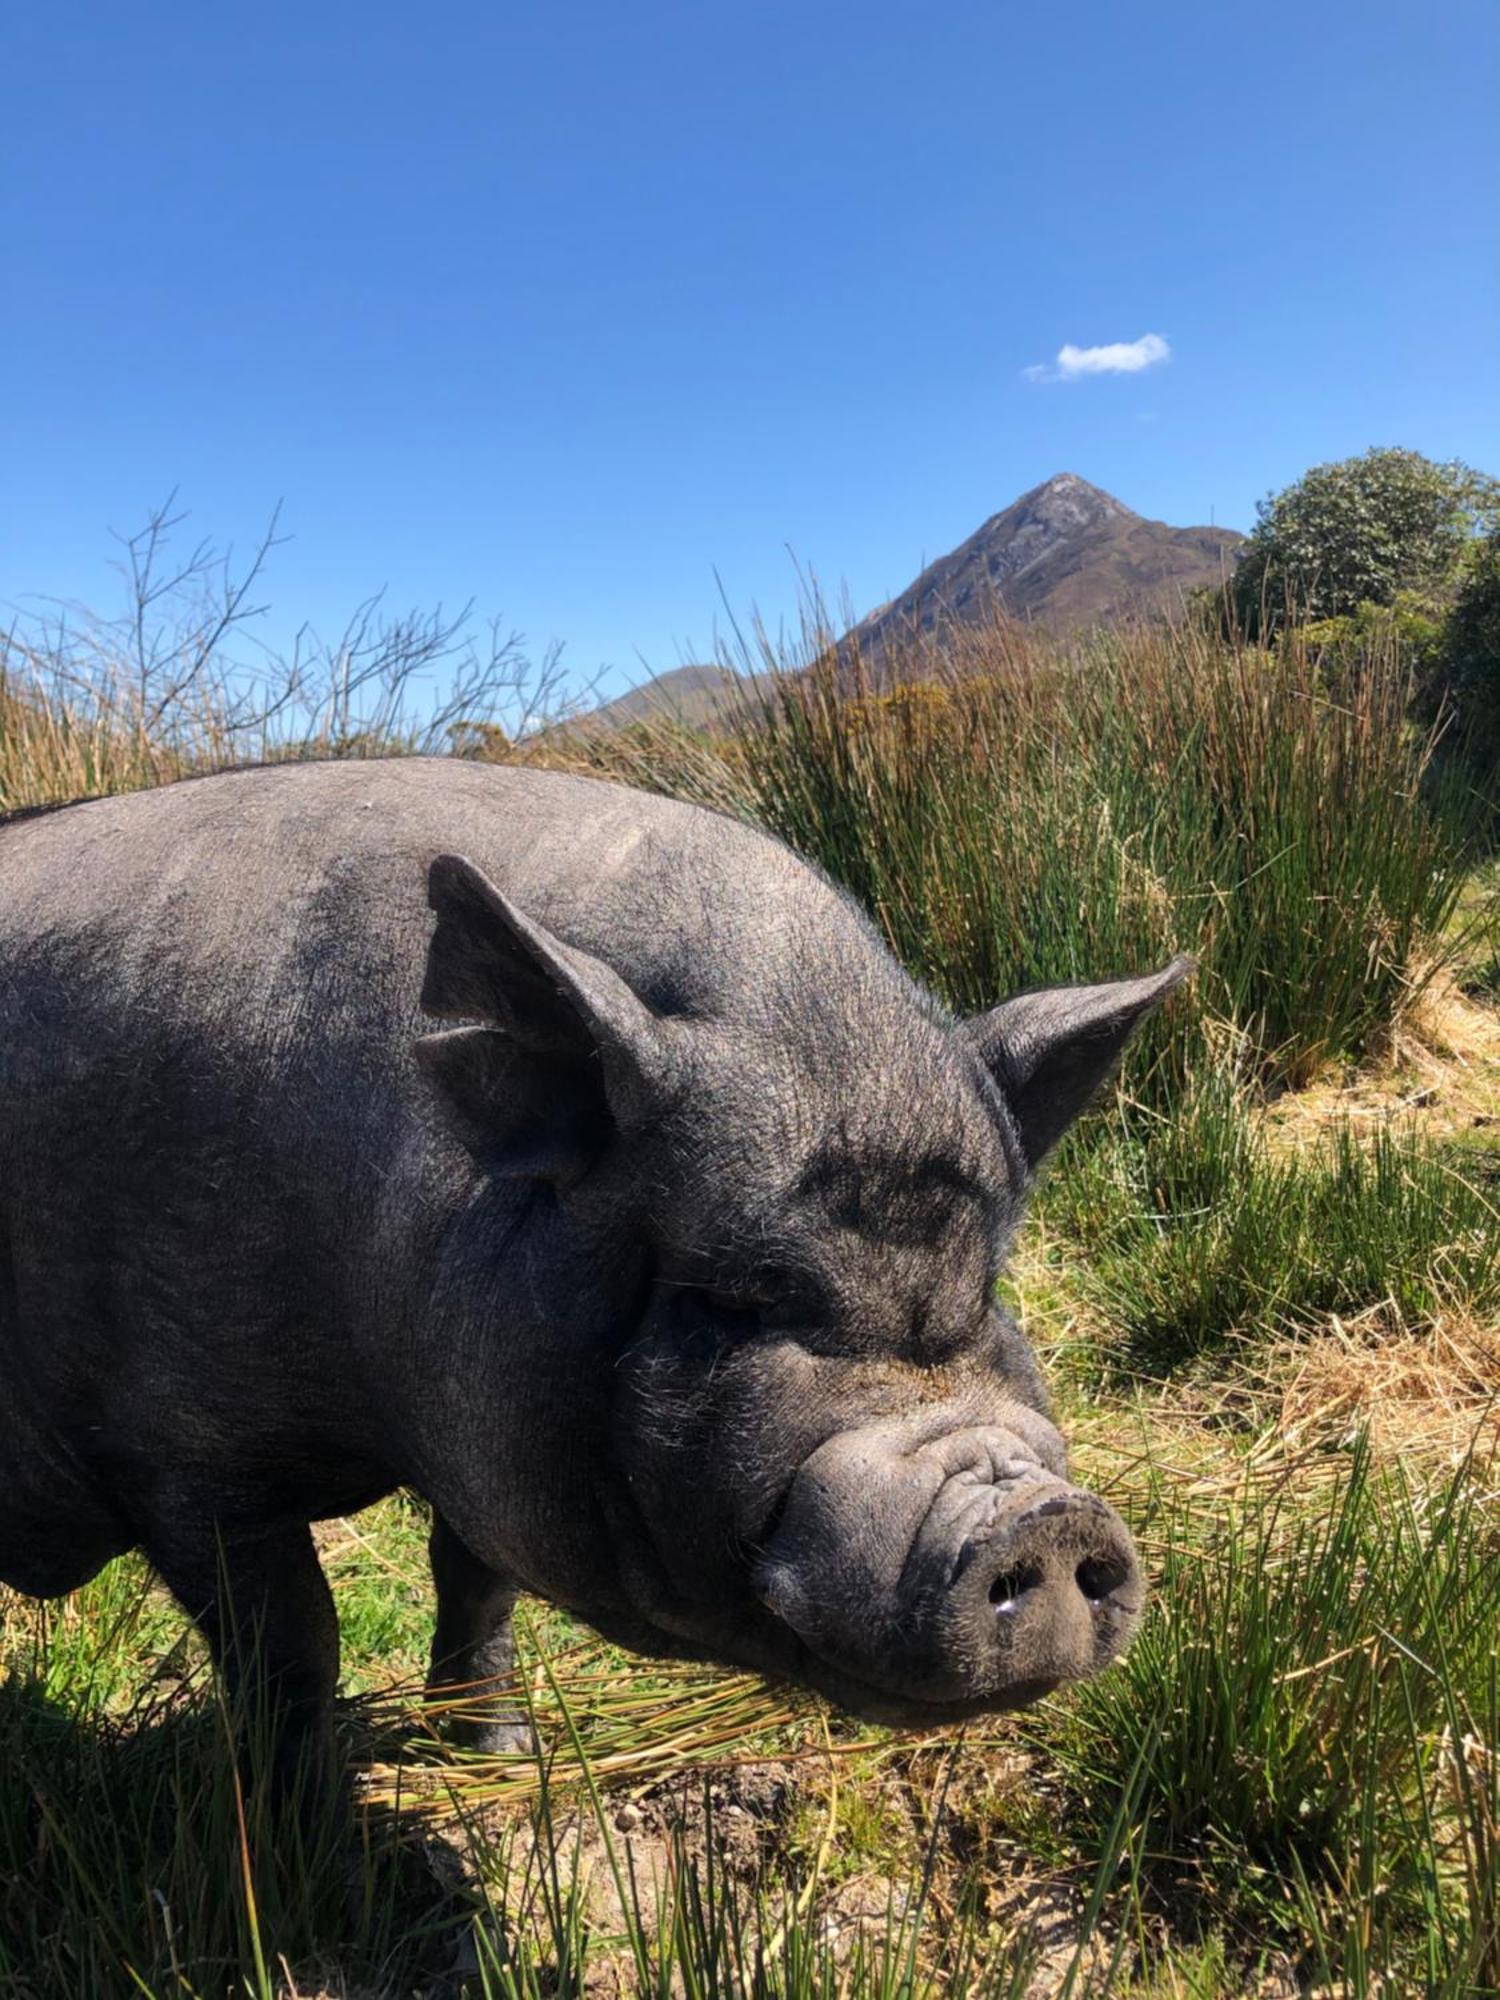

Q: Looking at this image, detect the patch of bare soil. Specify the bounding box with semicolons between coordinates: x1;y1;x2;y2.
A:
440;1760;802;1995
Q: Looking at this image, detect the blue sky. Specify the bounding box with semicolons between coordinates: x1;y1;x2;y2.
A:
4;0;1496;702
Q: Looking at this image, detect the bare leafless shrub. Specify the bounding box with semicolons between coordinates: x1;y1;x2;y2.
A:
0;496;594;810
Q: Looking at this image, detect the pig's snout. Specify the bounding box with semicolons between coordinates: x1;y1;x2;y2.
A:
946;1480;1141;1695
755;1425;1144;1716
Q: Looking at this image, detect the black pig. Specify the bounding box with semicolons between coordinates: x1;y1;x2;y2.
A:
0;760;1187;1774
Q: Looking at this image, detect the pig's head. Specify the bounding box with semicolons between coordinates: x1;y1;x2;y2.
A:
417;853;1190;1725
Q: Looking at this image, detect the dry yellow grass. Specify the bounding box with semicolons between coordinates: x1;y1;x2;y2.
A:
358;1665;821;1819
1265;965;1500;1150
0;675;194;811
1266;1312;1500;1467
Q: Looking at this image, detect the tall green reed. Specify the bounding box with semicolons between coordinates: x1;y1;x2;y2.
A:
1039;1075;1500;1368
1037;1439;1500;1985
727;609;1473;1099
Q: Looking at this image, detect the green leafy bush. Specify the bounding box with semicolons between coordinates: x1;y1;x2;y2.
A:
1302;589;1448;706
1445;528;1500;751
1229;447;1499;639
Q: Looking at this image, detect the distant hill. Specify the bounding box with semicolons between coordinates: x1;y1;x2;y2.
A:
563;475;1244;729
846;473;1244;665
564;662;757;735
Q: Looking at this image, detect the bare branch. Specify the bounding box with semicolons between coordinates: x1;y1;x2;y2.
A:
1;497;595;787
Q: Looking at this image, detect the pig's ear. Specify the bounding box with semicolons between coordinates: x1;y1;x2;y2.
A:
415;853;679;1173
962;957;1193;1170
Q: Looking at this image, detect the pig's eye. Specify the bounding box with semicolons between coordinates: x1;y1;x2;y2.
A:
693;1287;764;1326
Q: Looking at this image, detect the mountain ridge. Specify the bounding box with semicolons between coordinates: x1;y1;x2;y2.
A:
847;473;1243;664
562;475;1244;732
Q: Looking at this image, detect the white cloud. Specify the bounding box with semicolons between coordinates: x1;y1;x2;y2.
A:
1024;333;1171;384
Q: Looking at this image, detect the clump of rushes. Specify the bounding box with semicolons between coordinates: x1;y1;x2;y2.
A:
1039;1073;1500;1370
1035;1439;1500;1989
721;604;1474;1102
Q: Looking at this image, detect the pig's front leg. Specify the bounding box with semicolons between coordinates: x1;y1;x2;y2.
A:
425;1513;533;1754
148;1520;341;1809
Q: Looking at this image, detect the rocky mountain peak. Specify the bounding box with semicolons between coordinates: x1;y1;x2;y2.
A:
1021;472;1138;528
565;479;1245;731
847;476;1241;658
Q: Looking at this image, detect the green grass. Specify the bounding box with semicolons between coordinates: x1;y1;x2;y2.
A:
1454;858;1500;999
5;1429;1497;1995
1036;1078;1500;1371
0;1553;1043;1997
1037;1441;1500;1961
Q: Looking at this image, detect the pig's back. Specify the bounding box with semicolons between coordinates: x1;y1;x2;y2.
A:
0;758;892;1043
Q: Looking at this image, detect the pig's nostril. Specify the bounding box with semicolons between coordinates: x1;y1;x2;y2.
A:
989;1565;1044;1616
1075;1554;1132;1606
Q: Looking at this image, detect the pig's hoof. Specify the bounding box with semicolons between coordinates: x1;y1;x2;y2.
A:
460;1713;536;1758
